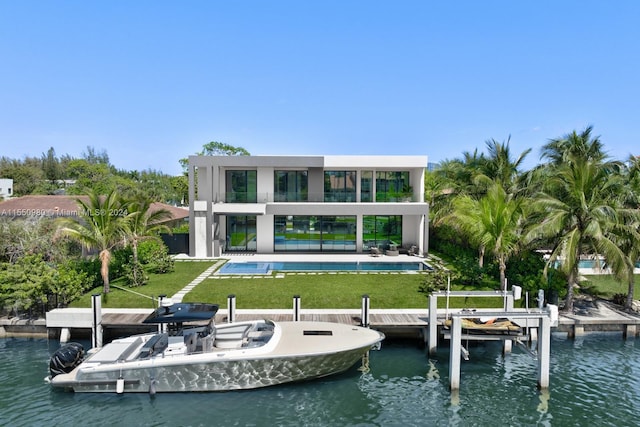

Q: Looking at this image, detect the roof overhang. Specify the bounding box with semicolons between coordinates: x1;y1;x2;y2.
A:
212;203;267;215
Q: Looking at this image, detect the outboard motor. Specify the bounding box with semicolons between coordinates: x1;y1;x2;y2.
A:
49;342;85;378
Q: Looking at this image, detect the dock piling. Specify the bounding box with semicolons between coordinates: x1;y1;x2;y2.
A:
449;316;462;390
227;294;236;323
428;294;438;355
293;295;301;321
537;316;551;389
91;294;103;348
361;295;370;328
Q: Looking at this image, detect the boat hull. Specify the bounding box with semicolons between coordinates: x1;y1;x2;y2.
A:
54;346;371;393
50;321;384;393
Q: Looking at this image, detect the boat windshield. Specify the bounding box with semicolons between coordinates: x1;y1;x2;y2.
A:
143;303;219;324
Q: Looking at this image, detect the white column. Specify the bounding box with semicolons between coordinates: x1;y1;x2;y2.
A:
227;294;236;323
91;294;103;349
537;316;551;389
361;294;370;327
428;294;438;355
292;295;301;321
449;316;462;390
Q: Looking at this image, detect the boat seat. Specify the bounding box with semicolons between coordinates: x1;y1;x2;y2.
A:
246;330;272;340
184;333;198;354
138;333;169;359
87;337;143;363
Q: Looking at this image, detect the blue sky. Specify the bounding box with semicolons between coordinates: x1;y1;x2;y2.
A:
1;1;639;175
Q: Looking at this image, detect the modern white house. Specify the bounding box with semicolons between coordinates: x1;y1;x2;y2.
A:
0;179;13;200
187;155;429;257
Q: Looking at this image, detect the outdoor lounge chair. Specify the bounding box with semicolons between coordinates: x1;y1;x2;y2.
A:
370;247;382;257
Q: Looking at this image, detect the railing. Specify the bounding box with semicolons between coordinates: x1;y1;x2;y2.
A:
217;192;420;203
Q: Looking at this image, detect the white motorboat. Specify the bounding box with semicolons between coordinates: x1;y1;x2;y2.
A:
47;302;384;393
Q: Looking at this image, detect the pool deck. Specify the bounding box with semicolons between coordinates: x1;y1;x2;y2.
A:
178;252;428;263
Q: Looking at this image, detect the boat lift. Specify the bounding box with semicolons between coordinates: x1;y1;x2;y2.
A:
427;288;521;356
427;287;555;390
448;310;553;390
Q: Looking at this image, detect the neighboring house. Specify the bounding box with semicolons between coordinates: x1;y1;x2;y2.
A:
0;179;13;200
0;195;189;228
187;155;430;257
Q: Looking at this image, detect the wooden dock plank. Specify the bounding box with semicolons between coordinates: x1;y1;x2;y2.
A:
102;313;151;326
98;311;430;329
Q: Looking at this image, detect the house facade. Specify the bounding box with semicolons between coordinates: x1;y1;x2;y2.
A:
0;179;13;200
187;155;429;257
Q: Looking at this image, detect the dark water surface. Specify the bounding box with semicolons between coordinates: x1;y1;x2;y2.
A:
1;334;638;426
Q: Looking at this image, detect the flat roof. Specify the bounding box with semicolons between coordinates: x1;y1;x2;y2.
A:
189;155;428;169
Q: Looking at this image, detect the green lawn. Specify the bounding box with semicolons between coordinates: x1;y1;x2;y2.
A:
69;260;637;310
188;274;506;309
581;274;640;299
189;273;506;309
188;273;432;309
70;260;507;310
69;261;213;309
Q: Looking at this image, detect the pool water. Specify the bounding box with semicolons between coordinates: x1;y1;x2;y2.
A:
218;261;431;274
554;259;640;268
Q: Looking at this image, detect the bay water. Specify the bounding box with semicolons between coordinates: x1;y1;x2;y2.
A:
1;333;639;426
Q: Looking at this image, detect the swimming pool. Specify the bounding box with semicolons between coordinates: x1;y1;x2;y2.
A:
555;259;640;269
218;261;431;274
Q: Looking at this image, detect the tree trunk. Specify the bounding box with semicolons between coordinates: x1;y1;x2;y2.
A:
132;237;139;286
99;250;111;293
499;258;506;291
478;246;485;268
626;272;635;311
565;269;576;313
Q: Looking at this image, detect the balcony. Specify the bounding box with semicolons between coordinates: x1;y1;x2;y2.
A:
215;192;420;203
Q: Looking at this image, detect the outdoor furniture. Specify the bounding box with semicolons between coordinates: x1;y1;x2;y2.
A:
385;245;399;256
370;247;382;257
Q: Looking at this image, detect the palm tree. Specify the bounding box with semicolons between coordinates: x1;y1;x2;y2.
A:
540;125;608;165
437;139;531;268
58;189;129;293
607;216;640;310
605;155;640;310
124;197;173;265
447;181;525;290
480;137;532;195
525;154;625;312
437;149;488;199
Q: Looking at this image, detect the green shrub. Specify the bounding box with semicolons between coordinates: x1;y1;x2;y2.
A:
454;253;485;286
67;258;102;288
430;224;475;259
138;240;174;273
111;246;133;279
505;250;547;292
50;262;92;306
122;257;148;287
418;269;455;296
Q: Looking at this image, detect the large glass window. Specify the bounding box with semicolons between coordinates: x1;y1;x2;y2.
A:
274;170;308;202
375;171;410;202
225;170;257;203
226;216;257;252
324;171;356;202
362;215;402;250
274;215;356;252
360;171;373;202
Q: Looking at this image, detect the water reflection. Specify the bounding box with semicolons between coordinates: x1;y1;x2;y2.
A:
3;334;640;426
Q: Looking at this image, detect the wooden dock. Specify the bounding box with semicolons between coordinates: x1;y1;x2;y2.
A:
5;298;638;341
42;308;431;341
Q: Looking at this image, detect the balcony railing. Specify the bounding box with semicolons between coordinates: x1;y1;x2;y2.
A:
216;192;419;203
